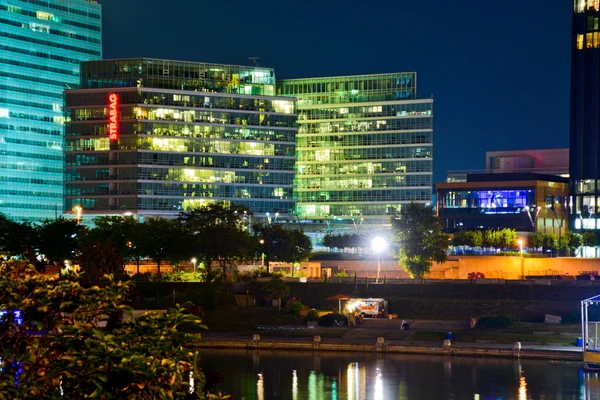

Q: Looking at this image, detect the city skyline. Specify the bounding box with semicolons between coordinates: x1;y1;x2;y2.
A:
99;0;572;183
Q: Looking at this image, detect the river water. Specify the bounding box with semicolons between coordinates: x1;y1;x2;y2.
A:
199;349;599;399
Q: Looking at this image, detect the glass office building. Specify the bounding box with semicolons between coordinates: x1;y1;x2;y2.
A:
571;0;600;230
0;0;101;221
278;73;433;228
64;59;297;220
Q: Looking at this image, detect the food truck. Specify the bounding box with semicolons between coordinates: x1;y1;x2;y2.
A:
345;298;386;318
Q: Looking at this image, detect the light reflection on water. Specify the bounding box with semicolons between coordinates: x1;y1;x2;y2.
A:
199;349;596;399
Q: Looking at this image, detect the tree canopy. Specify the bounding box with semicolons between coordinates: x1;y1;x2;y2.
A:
391;203;449;279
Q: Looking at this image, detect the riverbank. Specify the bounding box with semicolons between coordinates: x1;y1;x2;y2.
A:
190;333;583;361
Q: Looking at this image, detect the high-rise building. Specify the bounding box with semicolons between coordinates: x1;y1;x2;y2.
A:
278;73;433;231
0;0;102;221
571;1;600;230
63;58;297;221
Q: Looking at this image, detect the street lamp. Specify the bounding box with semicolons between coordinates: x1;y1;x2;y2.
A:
191;257;197;273
73;206;82;225
259;239;265;266
371;237;386;284
517;239;524;280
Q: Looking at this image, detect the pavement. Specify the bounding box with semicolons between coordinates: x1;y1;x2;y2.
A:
196;318;583;357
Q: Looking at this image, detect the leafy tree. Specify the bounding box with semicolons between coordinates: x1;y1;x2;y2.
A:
391;203;449;280
559;230;582;256
262;275;290;308
528;232;544;254
0;215;41;270
498;228;518;250
0;266;217;398
180;203;254;275
583;231;598;247
469;230;483;248
253;224;312;273
140;217;184;276
542;233;557;255
88;216;147;271
77;240;126;283
37;217;84;267
451;230;470;247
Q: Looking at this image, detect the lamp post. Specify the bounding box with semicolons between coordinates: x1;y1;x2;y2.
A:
517;239;524;280
259;239;265;266
372;237;386;284
191;257;197;273
74;206;82;225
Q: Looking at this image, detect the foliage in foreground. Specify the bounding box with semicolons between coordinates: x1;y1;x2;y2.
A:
0;264;223;399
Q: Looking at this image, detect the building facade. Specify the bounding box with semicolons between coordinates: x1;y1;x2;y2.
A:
64;59;297;221
0;0;102;221
437;173;569;235
571;0;600;230
448;148;569;183
278;73;433;230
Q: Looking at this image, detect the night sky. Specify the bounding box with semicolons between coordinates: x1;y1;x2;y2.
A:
100;0;572;183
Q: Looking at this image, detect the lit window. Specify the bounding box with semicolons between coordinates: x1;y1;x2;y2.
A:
578;34;585;50
36;11;54;21
587;33;594;48
0;108;8;118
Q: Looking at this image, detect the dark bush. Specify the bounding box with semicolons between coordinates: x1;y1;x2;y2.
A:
288;300;307;315
318;312;348;327
306;309;320;322
476;315;515;329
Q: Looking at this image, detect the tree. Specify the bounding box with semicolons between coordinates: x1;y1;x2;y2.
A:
140;217;183;276
559;230;582;256
498;228;518;250
253;224;312;274
262;276;290;309
0;266;213;398
391;203;449;280
582;231;598;257
0;215;41;270
37;217;84;267
179;203;254;276
88;216;147;271
528;232;544;254
542;233;557;256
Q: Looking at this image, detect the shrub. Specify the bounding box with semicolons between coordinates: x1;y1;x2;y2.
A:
334;269;349;278
306;309;320;322
318;312;348;327
476;315;515;329
288;300;307;315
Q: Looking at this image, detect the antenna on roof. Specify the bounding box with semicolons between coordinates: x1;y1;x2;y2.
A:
248;57;260;67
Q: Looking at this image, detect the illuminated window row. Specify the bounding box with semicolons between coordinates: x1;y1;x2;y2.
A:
296;175;431;190
0;42;85;66
297;132;431;148
66;122;295;143
297;203;412;218
298;146;431;162
577;32;600;49
81;59;276;95
65;153;295;171
298;119;431;134
71;107;296;128
0;83;63;100
0;30;101;56
576;0;600;13
298;104;432;120
0;123;62;136
0;17;100;43
15;0;101;19
67;90;295;115
0;4;101;31
297;189;430;203
297;160;432;176
66;167;293;186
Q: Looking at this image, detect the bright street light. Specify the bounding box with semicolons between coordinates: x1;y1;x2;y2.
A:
73;206;82;225
371;237;387;283
191;257;197;273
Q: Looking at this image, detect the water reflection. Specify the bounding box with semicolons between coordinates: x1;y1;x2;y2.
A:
199;349;587;399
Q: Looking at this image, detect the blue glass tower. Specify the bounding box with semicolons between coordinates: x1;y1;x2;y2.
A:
0;0;102;221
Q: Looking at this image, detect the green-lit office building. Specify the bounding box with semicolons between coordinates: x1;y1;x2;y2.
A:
278;73;433;230
0;0;102;221
64;58;297;221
